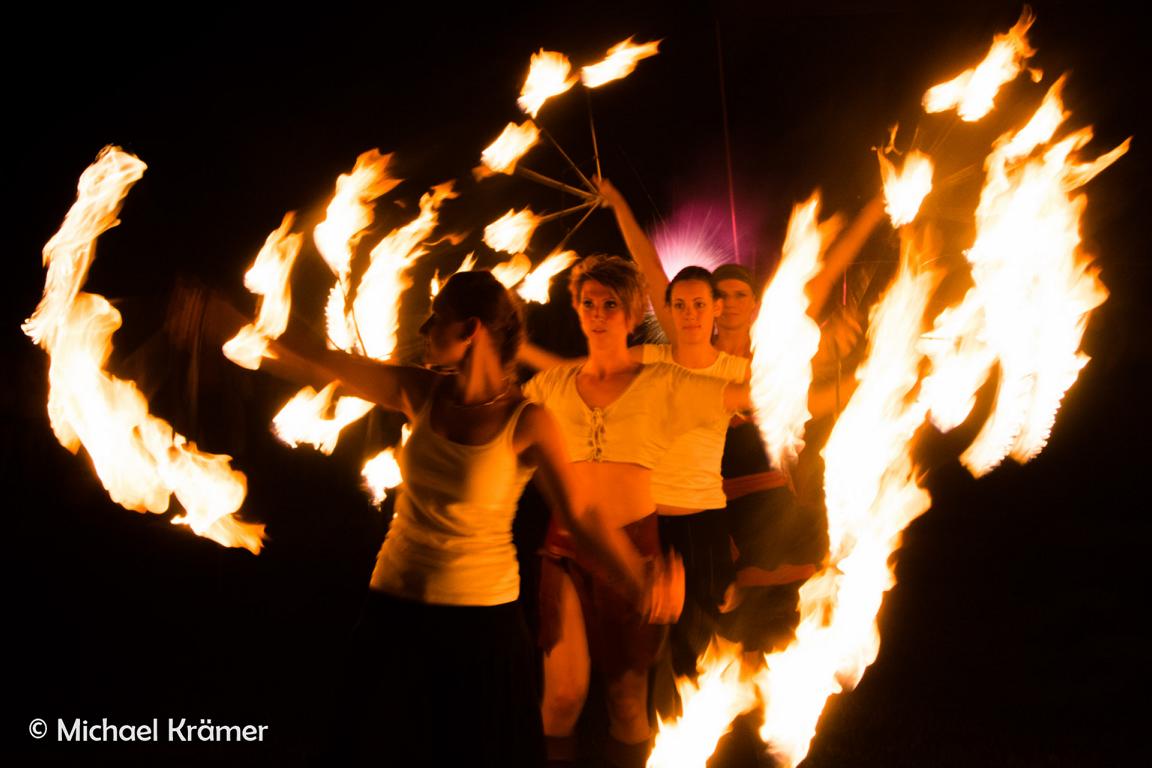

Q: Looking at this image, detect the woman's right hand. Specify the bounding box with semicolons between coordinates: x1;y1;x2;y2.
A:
595;176;626;211
644;551;686;624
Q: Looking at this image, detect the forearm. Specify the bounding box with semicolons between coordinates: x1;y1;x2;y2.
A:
518;341;575;372
563;507;648;605
807;195;885;314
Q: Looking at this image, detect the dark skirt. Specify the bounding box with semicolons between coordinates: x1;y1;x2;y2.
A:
657;509;735;677
727;486;827;571
339;590;544;766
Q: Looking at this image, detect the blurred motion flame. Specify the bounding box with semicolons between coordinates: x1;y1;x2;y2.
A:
24;147;261;553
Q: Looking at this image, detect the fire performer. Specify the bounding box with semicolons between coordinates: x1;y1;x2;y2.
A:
707;263;825;651
175;271;682;765
524;254;751;767
711;193;883;653
594;179;749;690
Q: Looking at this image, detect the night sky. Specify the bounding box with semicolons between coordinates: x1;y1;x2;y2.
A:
6;2;1149;765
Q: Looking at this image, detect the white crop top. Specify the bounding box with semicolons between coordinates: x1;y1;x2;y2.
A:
640;345;749;510
369;396;535;606
523;361;731;469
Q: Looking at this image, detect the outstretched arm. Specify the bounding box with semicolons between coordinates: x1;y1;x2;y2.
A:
169;281;434;420
264;331;434;420
519;341;643;371
596;177;675;342
518;341;576;372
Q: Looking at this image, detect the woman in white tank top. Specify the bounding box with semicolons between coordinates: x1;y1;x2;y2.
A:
246;271;680;765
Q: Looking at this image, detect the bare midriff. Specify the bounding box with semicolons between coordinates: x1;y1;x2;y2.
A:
571;461;655;527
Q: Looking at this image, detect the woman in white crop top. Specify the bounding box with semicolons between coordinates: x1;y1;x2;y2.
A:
252;270;680;765
525;254;751;765
596;179;759;709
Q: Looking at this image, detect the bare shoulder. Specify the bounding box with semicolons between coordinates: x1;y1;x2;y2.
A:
512;400;562;458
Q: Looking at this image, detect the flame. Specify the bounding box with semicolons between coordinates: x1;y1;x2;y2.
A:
318;151;401;354
753;258;936;766
313;149;397;284
491;254;532;289
878;149;935;227
517;250;578;303
917;296;996;433
483;207;540;255
749;194;840;470
518;49;577;118
581;37;661;88
222;213;303;369
23;147;261;553
651;16;1127;765
24;147;148;347
648;639;757;767
941;79;1125;475
361;424;410;506
477;120;540;177
430;253;477;299
353;181;458;360
923;9;1037;121
271;384;375;455
276;181;455;453
651;260;938;768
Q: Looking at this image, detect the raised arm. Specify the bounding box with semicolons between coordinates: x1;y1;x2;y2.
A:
518;403;683;623
596;177;675;342
806;194;885;315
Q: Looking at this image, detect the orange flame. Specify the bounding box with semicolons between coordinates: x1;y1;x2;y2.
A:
276;182;455;453
24;147;261;553
518;49;577;117
313;149;397;284
651;16;1125;766
749;194;840;470
581;37;661;88
361;424;410;506
354;181;458;360
923;9;1037;121
878;149;935;227
271;384;374;455
430;253;477;299
746;257;938;768
648;639;757;767
483;207;540;255
491;254;532;289
517;250;578;304
222;213;303;369
319;151;402;354
951;79;1125;475
477;120;540;177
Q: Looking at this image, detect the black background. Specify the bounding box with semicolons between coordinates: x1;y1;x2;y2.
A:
5;1;1148;765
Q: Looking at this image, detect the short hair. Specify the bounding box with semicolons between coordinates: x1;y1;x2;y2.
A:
665;265;718;305
569;254;646;328
711;263;758;293
433;270;523;369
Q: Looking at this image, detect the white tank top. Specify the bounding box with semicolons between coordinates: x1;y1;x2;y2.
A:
369;396;535;606
641;344;748;510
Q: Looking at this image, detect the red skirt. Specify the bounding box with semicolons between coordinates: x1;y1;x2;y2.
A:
538;514;667;678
